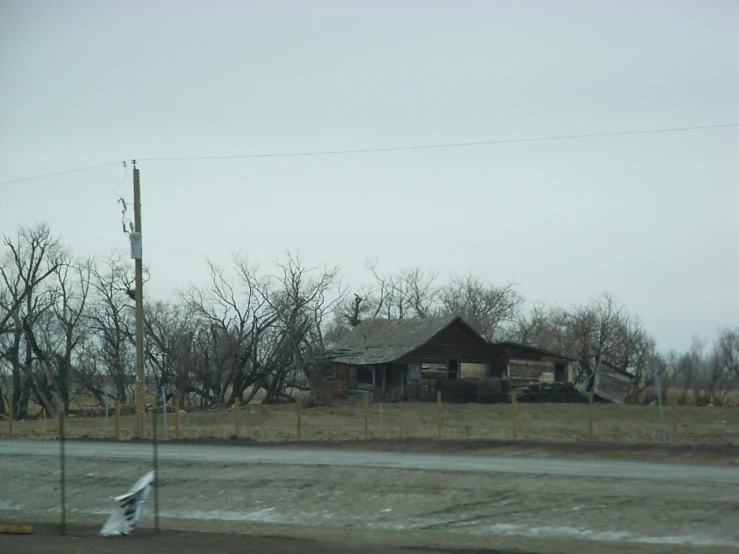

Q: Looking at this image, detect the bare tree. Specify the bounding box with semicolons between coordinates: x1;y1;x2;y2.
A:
143;299;199;406
0;224;63;418
501;303;557;346
22;253;93;414
258;252;342;404
705;328;739;405
183;256;277;407
334;261;438;329
714;328;739;380
438;274;522;340
83;253;136;405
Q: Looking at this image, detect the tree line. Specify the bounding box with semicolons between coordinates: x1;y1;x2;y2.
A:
1;223;737;419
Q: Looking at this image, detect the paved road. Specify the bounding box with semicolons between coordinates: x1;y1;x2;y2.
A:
2;440;738;484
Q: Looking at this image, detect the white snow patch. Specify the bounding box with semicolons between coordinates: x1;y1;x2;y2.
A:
164;508;284;524
468;523;739;548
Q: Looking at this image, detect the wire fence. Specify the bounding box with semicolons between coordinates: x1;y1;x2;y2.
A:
3;389;737;447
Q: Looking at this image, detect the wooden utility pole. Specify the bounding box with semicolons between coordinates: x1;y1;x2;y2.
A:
132;162;145;438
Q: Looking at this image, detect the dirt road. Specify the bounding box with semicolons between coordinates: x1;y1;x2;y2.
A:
1;440;738;553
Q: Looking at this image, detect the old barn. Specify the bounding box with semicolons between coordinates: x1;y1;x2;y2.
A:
322;316;491;402
490;342;576;387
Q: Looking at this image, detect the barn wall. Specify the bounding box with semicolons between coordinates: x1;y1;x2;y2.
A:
460;363;489;380
324;364;349;397
507;360;554;386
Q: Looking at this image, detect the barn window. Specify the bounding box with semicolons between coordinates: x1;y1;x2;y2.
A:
357;366;374;385
554;364;567;382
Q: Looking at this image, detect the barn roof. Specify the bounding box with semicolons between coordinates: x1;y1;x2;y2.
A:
493;341;577;362
324;315;483;365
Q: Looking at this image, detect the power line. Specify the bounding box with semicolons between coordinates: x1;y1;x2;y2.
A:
137;123;739;162
0;162;123;187
1;123;737;186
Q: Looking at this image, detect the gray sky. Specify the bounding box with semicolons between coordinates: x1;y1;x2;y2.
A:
1;0;737;353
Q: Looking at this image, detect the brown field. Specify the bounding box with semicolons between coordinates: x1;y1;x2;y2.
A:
3;398;738;448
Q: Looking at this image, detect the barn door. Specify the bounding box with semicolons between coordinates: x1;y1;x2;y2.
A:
406;364;422;401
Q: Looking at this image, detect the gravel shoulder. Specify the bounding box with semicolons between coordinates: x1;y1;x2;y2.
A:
2;444;738;553
72;436;739;466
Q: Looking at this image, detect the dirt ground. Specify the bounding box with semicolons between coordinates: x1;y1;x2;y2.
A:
2;443;738;554
0;524;513;554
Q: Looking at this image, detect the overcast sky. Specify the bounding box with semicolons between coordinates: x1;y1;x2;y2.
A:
1;0;737;353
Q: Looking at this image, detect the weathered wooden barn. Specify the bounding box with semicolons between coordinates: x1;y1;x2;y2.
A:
322;315;492;402
490;342;576;387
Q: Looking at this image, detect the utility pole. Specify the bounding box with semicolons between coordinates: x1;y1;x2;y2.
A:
131;161;145;438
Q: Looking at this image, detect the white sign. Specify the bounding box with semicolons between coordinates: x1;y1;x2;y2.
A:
99;470;155;536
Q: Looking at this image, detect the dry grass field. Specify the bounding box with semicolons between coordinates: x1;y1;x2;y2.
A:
3;398;738;447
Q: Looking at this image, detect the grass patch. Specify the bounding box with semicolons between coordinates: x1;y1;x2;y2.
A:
3;399;738;447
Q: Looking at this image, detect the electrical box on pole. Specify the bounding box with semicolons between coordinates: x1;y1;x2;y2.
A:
129;232;142;260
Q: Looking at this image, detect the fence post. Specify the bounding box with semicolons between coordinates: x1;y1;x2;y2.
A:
234;397;241;438
174;397;181;440
511;391;518;440
436;391;443;438
297;396;302;440
58;400;66;536
104;389;110;439
363;394;369;439
114;402;121;440
588;390;594;441
8;398;13;439
654;375;667;443
43;406;47;436
379;402;383;439
671;394;678;445
161;386;168;440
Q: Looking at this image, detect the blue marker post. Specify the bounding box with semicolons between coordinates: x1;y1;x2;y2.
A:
104;388;110;439
161;386;168;441
654;374;667;443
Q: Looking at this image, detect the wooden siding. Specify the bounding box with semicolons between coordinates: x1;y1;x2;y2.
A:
507;360;553;386
460;362;489;380
325;364;349;397
594;363;632;404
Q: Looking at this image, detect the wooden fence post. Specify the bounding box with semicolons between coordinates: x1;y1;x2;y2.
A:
378;402;383;439
436;391;443;438
511;391;518;440
234;399;241;438
672;395;678;445
114;402;121;441
297;397;302;440
588;390;594;441
8;399;13;439
363;394;369;439
174;397;181;440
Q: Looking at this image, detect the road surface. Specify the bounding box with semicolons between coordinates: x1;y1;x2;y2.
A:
2;440;738;483
2;440;738;553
